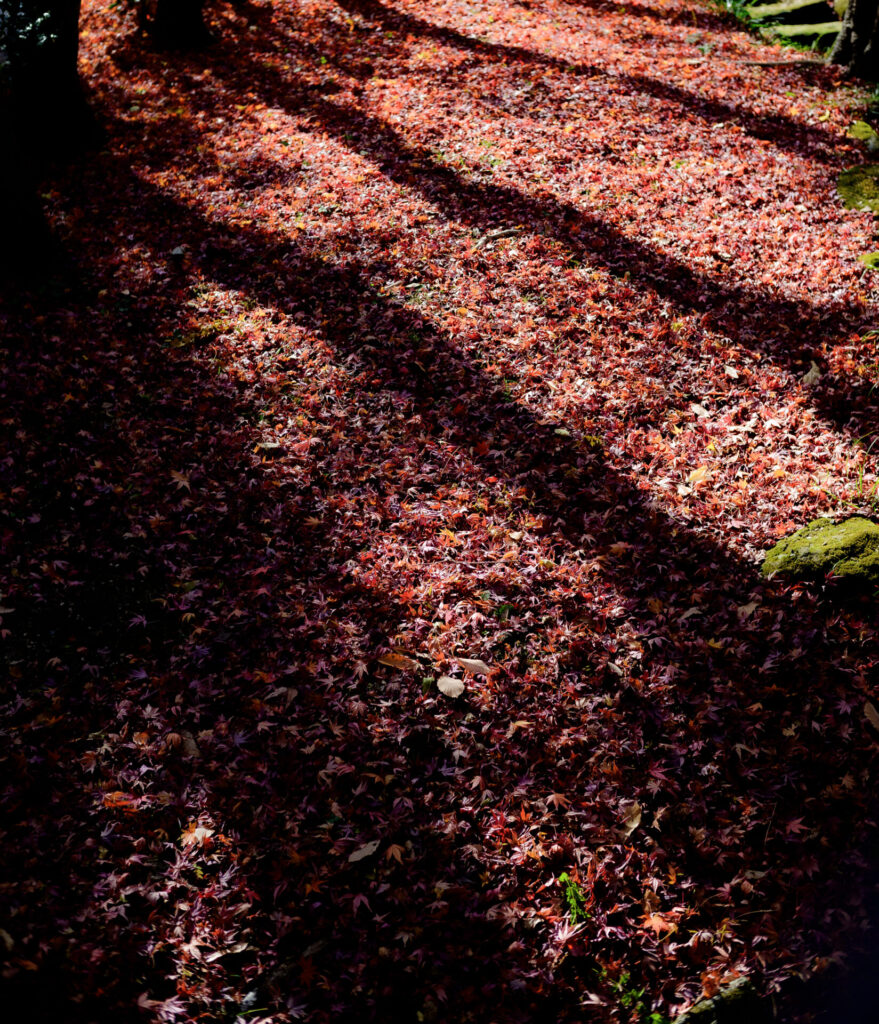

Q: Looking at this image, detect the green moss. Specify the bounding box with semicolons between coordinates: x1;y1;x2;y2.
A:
761;516;879;583
848;120;879;146
837;165;879;213
676;978;765;1024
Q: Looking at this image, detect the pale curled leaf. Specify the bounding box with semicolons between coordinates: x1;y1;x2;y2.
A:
179;729;201;759
801;361;821;386
621;801;642;837
437;675;465;698
457;657;491;675
348;839;381;862
864;701;879;731
204;942;249;963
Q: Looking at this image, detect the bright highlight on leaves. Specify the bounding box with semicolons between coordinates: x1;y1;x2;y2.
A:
180;824;215;847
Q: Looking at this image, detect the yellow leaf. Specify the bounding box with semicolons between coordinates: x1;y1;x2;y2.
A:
506;720;532;737
687;465;711;485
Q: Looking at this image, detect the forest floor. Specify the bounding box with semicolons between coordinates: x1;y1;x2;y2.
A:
2;0;879;1021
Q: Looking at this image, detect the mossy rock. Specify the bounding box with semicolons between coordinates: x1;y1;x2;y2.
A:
761;516;879;584
677;978;769;1024
837;165;879;214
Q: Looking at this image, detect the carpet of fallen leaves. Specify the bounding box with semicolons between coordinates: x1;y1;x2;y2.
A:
3;0;879;1021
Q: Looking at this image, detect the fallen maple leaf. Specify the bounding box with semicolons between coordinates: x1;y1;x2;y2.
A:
180;824;215;848
642;913;677;936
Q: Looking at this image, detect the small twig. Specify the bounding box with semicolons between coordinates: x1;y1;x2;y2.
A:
475;227;522;248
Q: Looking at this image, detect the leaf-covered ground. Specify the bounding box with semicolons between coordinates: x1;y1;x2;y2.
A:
3;1;879;1021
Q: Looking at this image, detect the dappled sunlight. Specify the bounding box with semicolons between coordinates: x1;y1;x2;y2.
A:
2;0;879;1021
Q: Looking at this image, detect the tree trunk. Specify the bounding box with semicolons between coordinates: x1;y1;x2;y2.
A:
10;1;98;156
0;95;55;279
151;0;210;49
829;0;879;79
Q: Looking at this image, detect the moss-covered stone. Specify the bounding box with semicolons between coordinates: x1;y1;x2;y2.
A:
677;978;768;1024
761;516;879;584
837;164;879;213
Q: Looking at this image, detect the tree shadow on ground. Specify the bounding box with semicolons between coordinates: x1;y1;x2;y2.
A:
328;0;845;163
146;23;879;443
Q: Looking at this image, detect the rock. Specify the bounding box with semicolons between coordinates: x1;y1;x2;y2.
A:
677;978;769;1024
761;516;879;584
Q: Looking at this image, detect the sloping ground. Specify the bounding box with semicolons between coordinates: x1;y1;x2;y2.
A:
2;1;879;1021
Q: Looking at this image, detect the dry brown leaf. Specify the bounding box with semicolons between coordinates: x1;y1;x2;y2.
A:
457;657;491;675
377;652;419;671
864;701;879;731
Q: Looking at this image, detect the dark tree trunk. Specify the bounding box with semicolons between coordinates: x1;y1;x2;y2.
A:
10;1;98;156
1;1;97;278
0;93;55;279
151;0;210;49
829;0;879;79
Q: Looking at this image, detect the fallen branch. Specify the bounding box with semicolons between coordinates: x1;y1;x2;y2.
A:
737;57;826;66
475;227;522;247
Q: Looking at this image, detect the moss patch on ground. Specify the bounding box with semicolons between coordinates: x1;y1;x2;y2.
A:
761;516;879;584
